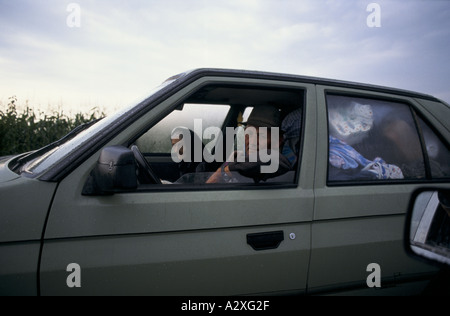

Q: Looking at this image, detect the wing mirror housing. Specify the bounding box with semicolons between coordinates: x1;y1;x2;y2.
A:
82;146;137;195
405;188;450;267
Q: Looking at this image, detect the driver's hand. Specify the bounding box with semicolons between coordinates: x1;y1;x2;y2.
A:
227;151;291;182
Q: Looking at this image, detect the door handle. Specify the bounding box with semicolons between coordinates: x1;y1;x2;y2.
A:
247;231;284;251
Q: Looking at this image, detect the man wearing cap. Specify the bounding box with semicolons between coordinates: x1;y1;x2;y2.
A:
206;105;292;184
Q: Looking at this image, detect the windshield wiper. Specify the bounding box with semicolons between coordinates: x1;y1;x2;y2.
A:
11;118;102;173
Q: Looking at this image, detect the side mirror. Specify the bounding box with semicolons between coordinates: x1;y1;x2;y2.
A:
405;189;450;267
82;146;137;195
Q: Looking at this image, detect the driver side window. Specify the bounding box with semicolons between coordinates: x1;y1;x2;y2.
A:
131;84;304;187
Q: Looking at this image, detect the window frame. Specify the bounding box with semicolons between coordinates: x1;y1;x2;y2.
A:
414;109;450;181
324;91;450;187
124;82;308;192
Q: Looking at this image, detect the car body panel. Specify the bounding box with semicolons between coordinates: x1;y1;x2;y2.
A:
0;242;40;296
308;215;436;294
0;156;20;183
0;159;56;296
41;223;311;296
0;158;57;243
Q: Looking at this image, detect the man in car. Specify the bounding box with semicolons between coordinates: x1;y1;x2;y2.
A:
206;105;292;184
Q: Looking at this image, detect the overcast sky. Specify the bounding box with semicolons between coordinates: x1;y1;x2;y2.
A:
0;0;449;115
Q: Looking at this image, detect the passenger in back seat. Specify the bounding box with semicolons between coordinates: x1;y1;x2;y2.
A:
281;108;302;170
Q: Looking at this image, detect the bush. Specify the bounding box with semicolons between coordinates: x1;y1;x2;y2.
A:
0;97;105;156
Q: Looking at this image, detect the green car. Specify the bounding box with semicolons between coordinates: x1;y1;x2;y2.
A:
1;69;449;296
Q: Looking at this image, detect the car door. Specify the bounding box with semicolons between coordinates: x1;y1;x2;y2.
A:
308;85;450;295
39;78;316;295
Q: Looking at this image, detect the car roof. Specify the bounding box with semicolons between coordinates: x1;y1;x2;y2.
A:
174;68;441;103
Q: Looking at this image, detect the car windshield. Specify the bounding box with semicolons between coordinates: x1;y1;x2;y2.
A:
17;76;180;177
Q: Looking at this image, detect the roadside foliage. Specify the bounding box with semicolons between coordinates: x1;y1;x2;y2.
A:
0;97;104;156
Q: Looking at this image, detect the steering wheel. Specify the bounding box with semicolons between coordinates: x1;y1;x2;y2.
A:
131;145;162;185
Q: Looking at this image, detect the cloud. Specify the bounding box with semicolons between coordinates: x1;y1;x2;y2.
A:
1;0;449;114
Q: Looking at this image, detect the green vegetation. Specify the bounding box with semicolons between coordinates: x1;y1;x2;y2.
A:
0;97;105;156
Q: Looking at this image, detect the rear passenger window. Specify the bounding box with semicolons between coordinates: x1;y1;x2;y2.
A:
327;95;426;182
